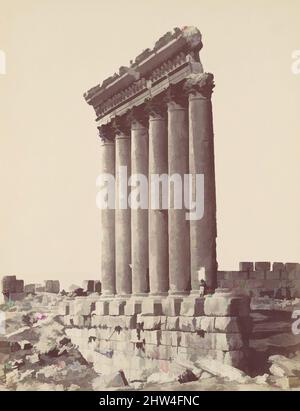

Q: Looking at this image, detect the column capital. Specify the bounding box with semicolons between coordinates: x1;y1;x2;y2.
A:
184;72;215;99
164;82;188;110
111;115;130;138
98;123;114;142
126;105;148;129
144;96;167;120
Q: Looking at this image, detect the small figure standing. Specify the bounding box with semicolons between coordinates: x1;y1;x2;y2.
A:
199;279;207;296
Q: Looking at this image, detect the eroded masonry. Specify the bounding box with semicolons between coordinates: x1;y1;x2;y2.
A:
79;27;250;370
2;28;300;377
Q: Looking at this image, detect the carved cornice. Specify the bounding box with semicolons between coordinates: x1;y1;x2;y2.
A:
94;50;189;121
95;78;148;120
148;51;186;84
184;72;215;98
84;26;202;100
98;124;114;142
84;27;203;122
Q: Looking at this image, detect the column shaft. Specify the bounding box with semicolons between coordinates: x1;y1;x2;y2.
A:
115;133;132;296
100;140;116;296
168;101;191;295
189;92;217;291
149;114;169;295
131;121;149;295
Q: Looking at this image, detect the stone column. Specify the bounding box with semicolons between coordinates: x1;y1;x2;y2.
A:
114;117;132;297
98;126;116;297
185;73;217;292
147;100;169;296
129;107;149;296
167;85;191;299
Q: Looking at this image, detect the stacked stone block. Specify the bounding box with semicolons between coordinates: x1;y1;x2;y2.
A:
15;280;24;293
82;280;101;294
44;280;60;294
35;284;45;292
218;262;300;298
1;275;24;301
61;290;251;370
24;283;36;294
1;276;17;294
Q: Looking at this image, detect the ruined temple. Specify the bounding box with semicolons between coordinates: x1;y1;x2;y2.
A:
84;26;217;303
80;27;250;370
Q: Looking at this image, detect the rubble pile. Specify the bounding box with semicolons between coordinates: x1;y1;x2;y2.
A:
1;288;300;391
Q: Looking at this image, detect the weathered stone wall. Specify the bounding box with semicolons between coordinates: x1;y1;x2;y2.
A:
44;280;60;294
1;276;24;301
15;280;24;293
59;290;251;370
82;280;101;294
1;276;17;293
218;262;300;298
24;283;36;294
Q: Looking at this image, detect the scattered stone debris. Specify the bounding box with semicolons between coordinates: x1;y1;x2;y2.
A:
268;353;300;389
92;370;128;390
2;278;300;391
194;358;251;384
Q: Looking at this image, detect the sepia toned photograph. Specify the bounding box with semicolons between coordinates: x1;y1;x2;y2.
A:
0;0;300;397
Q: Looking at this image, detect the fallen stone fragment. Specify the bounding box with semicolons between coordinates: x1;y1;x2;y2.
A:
26;353;40;364
270;364;286;378
178;369;199;384
92;370;128;389
269;354;300;377
20;340;32;350
254;374;269;385
194;357;250;384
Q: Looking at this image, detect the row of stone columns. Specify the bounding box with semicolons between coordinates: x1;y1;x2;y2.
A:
99;75;217;300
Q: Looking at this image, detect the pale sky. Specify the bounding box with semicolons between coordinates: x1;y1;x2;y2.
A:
0;0;299;289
